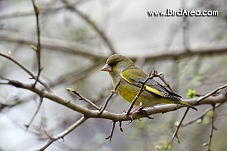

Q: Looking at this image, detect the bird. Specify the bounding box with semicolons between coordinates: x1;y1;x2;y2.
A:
101;54;197;113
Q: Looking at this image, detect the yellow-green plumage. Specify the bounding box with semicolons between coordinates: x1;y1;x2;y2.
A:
101;54;197;110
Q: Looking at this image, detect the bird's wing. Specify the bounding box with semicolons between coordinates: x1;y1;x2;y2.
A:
145;78;182;98
120;67;181;99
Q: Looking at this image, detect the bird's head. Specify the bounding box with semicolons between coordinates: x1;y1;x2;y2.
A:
101;54;133;77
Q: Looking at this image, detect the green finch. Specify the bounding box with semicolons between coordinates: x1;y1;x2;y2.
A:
101;54;197;111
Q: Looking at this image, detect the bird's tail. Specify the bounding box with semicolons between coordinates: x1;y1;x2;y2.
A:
180;101;197;111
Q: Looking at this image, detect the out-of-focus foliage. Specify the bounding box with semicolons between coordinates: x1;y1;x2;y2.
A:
186;89;196;98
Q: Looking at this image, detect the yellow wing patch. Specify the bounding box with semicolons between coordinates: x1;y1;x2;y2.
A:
145;85;165;97
120;72;165;97
120;73;133;84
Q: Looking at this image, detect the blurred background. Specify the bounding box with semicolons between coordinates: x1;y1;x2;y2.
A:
0;0;227;151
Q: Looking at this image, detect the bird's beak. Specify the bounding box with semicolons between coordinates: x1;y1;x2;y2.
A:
101;64;112;72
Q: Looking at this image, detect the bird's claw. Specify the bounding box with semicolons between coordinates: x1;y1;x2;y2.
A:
126;107;153;123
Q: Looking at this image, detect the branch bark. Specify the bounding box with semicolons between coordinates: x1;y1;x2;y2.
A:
38;116;88;151
1;30;227;61
0;30;105;59
6;79;227;122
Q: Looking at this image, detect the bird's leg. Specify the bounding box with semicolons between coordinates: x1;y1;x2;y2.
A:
131;106;144;113
128;106;153;122
136;106;154;120
127;106;142;123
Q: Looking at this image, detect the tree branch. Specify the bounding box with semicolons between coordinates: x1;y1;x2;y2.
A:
181;103;223;127
37;116;88;151
0;30;105;59
61;0;116;54
125;42;227;60
25;97;43;131
31;0;42;87
1;30;227;60
197;83;227;104
99;80;120;115
0;52;51;92
5;79;227;122
208;105;215;151
2;78;227;150
105;121;116;142
66;88;100;110
171;107;189;142
0;1;85;20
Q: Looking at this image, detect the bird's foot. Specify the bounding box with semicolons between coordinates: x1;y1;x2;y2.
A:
127;107;153;123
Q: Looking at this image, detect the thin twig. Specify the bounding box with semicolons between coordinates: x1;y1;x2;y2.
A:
0;102;16;110
181;103;223;127
156;72;174;92
106;121;124;142
208;105;216;151
0;82;9;85
37;116;88;151
0;4;64;20
66;88;100;110
0;52;52;92
182;0;190;52
197;83;227;104
25;97;43;131
119;121;123;132
31;0;42;87
126;70;156;116
99;80;120;115
105;121;116;142
60;0;116;54
171;107;190;142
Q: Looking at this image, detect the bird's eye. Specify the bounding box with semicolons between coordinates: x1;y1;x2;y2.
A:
108;62;117;66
